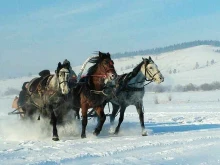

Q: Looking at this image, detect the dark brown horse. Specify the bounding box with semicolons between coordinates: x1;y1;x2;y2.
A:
71;52;117;138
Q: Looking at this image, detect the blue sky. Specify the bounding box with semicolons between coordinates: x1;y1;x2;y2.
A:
0;0;220;78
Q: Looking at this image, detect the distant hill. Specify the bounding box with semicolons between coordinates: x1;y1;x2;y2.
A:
2;44;220;96
112;40;220;59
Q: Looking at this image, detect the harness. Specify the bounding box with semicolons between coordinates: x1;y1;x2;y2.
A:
27;70;70;111
127;60;161;88
81;60;116;97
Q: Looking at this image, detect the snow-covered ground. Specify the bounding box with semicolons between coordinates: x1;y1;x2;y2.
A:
0;91;220;165
1;45;220;164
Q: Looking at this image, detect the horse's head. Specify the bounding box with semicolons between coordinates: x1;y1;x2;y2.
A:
98;52;117;82
141;57;164;84
88;52;117;84
56;62;70;94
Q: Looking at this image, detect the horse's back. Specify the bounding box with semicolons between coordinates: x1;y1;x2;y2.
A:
27;77;40;93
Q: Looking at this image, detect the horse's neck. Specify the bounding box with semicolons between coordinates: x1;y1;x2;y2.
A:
90;70;105;91
48;75;59;90
127;71;145;88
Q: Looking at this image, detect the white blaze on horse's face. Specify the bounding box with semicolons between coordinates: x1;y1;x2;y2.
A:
102;59;117;84
105;72;116;84
141;60;164;84
58;68;70;94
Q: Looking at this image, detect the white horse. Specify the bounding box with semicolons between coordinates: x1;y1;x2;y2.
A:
109;57;164;136
20;62;70;141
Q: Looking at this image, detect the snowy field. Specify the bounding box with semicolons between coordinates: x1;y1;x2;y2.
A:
0;90;220;165
1;45;220;164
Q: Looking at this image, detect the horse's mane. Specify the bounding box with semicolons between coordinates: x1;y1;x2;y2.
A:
120;58;152;83
87;57;100;75
131;57;154;76
87;52;111;76
131;61;144;76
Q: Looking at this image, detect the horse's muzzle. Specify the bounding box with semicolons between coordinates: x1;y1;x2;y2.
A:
160;76;164;82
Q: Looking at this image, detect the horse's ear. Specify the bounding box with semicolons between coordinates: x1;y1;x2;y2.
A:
142;57;147;62
58;62;62;68
143;58;149;64
55;70;57;74
99;51;103;58
149;56;154;63
107;52;110;57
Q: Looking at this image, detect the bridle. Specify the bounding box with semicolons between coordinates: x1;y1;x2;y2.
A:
127;59;161;87
83;59;116;81
100;60;115;79
144;61;161;83
88;59;116;96
57;70;70;86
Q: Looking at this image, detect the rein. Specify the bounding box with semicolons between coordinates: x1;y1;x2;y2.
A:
57;71;70;86
126;61;160;88
82;74;107;79
83;61;115;96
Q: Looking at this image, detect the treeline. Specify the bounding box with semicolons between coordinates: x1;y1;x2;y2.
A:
112;40;220;59
145;81;220;93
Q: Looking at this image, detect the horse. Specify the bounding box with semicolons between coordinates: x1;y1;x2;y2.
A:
71;51;117;138
109;57;164;136
20;62;70;141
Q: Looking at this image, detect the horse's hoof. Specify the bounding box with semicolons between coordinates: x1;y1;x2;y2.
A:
52;136;59;141
114;130;119;135
142;130;148;136
81;134;86;138
93;130;100;136
114;128;119;135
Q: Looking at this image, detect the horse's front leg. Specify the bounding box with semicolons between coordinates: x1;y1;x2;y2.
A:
50;107;59;141
110;103;120;124
81;105;88;138
93;106;106;136
114;106;126;135
135;101;147;136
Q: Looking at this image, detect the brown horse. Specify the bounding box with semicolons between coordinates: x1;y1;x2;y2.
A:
71;52;117;138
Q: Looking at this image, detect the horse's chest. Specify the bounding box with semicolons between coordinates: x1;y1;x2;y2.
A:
82;93;106;107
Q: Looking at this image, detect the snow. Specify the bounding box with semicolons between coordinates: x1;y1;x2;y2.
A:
1;45;220;164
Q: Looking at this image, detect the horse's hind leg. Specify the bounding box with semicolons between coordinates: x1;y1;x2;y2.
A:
74;108;80;120
135;102;147;136
93;106;106;136
114;106;126;135
110;103;120;124
81;105;88;138
50;108;59;141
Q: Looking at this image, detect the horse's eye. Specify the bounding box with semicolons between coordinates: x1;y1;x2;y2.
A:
149;67;153;70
